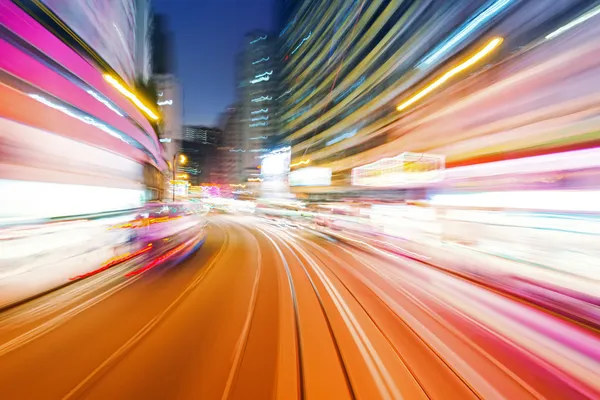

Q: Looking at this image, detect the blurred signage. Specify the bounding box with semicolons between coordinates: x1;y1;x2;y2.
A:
170;180;189;197
261;148;291;176
352;152;445;187
290;167;332;187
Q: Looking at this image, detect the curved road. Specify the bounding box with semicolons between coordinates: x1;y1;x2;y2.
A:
0;216;598;399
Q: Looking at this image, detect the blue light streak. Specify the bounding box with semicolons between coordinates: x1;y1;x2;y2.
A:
252;57;270;65
291;31;312;55
251;108;269;114
421;0;513;66
276;89;292;100
326;129;357;146
250;76;270;84
255;70;274;78
279;18;296;37
250;35;267;44
251;96;272;103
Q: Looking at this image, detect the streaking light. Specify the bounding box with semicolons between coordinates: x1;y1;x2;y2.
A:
352;152;445;187
290;167;332;187
250;35;267;44
397;37;503;112
251;76;270;84
157;100;173;106
103;74;159;120
430;190;600;213
251;108;269;114
86;90;123;116
279;18;296;37
326;129;357;146
291;31;312;55
251;96;272;102
255;70;273;78
252;57;270;64
421;0;512;66
248;177;263;182
545;4;600;40
250;136;268;139
249;122;269;127
29;94;127;143
290;159;311;168
276;90;292;100
251;116;269;121
0;180;143;221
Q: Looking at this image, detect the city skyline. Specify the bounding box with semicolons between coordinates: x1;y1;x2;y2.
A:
153;0;275;126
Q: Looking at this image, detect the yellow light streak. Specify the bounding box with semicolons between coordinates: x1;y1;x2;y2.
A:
103;74;160;120
290;159;311;168
397;37;503;112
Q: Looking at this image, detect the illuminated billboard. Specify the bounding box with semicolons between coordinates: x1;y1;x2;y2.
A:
290;167;332;187
352;152;445;187
261;147;291;177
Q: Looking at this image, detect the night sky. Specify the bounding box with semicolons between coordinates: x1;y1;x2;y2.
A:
153;0;275;127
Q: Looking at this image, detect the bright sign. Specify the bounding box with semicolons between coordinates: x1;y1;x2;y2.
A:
290;167;332;187
352;152;445;187
261;149;291;176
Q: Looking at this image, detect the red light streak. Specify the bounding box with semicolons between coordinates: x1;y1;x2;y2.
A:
125;237;199;277
69;244;152;281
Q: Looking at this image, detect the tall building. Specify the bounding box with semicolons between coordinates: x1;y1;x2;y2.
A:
277;1;515;197
42;0;138;85
236;30;279;178
184;126;220;144
154;75;183;163
151;14;176;75
218;105;245;184
181;126;222;185
151;14;181;165
134;0;153;84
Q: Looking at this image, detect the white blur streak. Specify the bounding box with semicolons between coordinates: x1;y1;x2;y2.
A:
0;180;143;222
303;226;599;397
430;190;600;213
292;231;509;399
444;147;600;182
545;4;600;40
430;271;600;395
263;225;404;400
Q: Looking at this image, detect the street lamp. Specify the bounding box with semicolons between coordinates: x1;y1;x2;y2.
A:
172;152;187;202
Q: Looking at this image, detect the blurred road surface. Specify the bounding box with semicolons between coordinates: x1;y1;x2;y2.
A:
0;216;599;399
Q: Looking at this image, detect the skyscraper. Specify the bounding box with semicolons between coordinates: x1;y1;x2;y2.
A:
218;105;245;184
151;14;181;164
134;0;153;84
237;30;279;177
181;126;222;185
277;1;488;196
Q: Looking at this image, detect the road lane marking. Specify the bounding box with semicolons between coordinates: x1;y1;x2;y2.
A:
221;225;263;400
270;227;403;400
61;226;230;400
